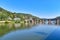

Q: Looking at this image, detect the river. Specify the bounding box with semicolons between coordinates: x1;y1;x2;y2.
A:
0;24;60;40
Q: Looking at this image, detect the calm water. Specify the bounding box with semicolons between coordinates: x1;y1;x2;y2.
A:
0;23;60;40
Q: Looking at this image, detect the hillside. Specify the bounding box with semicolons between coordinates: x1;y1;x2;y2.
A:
0;7;40;21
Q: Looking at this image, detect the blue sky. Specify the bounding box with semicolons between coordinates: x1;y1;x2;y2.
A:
0;0;60;18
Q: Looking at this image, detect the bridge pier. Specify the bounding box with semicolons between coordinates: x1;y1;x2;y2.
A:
40;19;45;24
24;20;28;23
42;19;45;24
48;19;51;24
56;19;60;25
30;20;34;23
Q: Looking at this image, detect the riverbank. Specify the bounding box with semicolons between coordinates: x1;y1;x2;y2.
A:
0;21;24;23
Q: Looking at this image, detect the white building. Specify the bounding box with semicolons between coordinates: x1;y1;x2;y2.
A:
14;17;21;21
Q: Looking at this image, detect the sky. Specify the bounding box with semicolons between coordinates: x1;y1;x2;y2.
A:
0;0;60;18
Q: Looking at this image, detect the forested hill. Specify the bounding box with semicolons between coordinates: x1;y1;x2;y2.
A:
0;7;40;21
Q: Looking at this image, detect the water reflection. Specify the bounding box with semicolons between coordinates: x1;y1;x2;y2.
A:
0;23;35;37
0;23;60;40
1;25;59;40
14;23;21;28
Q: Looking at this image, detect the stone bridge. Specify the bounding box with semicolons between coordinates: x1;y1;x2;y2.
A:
24;17;60;25
39;18;60;25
